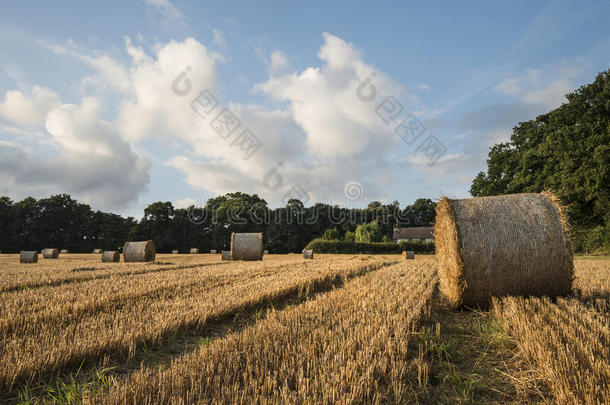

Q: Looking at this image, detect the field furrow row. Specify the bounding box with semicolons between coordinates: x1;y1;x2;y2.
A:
0;261;225;293
0;256;394;389
495;295;610;404
0;259;331;335
95;260;438;404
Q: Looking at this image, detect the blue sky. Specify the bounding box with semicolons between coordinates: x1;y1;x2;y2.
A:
1;0;609;217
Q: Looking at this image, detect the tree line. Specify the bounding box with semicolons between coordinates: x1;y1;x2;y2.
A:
0;193;436;254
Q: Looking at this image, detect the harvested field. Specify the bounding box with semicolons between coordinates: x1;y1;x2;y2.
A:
95;259;437;404
0;255;607;404
493;258;610;404
0;254;397;391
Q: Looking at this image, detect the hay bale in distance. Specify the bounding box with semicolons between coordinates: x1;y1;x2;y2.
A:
231;232;263;261
172;250;179;254
190;248;199;254
60;249;69;254
264;249;269;254
435;192;573;308
210;249;217;254
402;251;415;260
123;240;156;263
43;248;59;259
101;251;120;263
92;249;103;254
20;251;38;263
221;250;231;261
303;249;314;259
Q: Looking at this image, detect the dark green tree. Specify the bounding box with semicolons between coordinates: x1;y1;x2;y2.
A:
471;70;610;244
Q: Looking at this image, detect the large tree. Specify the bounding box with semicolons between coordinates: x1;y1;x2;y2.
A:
471;70;610;233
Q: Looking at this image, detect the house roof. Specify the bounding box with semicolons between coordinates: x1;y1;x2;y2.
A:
393;226;434;240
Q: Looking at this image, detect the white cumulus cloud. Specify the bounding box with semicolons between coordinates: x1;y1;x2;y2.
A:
0;86;61;127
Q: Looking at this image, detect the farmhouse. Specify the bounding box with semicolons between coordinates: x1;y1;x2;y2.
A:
393;226;434;243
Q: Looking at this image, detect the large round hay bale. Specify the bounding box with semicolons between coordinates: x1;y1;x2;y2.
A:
303;249;314;259
60;249;69;254
101;251;120;263
172;250;179;254
43;248;59;259
403;251;415;260
231;232;263;261
435;192;573;308
189;248;199;254
264;249;269;255
123;240;156;263
20;251;38;263
221;250;231;261
210;249;216;254
92;248;103;254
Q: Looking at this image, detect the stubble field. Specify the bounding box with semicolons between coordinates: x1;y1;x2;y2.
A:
0;253;607;404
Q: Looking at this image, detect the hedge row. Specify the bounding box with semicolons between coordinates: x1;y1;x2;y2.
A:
305;238;435;254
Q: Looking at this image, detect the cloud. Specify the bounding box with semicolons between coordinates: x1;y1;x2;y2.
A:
269;50;290;76
256;32;409;158
173;197;198;209
118;37;221;141
1;36;223;210
0;32;477;209
167;33;424;205
144;0;188;30
407;152;469;174
424;64;587;185
124;36;151;65
522;79;574;110
41;39;132;94
212;28;227;50
3;63;30;91
0;97;149;210
493;66;582;110
0;86;61;127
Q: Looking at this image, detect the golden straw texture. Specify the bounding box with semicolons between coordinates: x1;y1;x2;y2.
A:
435;193;573;307
231;232;263;261
101;251;120;263
123;241;156;263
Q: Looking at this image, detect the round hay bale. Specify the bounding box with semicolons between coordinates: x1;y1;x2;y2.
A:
43;248;59;259
210;249;217;254
190;248;199;254
101;251;120;263
123;240;156;263
303;249;314;259
20;251;38;263
402;251;415;260
231;232;263;261
172;250;179;254
60;249;69;254
221;250;231;261
264;249;269;255
92;249;103;254
435;192;573;308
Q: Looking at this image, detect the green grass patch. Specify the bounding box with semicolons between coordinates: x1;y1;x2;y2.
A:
403;305;546;404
